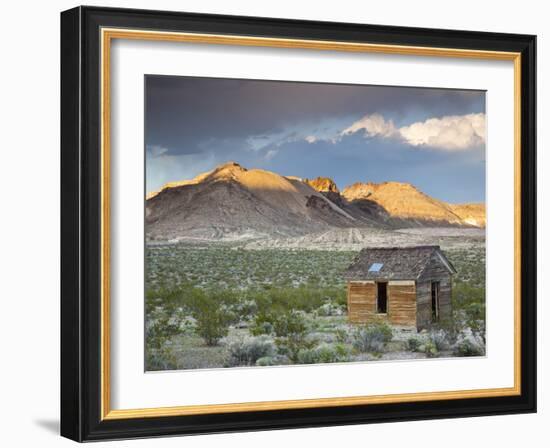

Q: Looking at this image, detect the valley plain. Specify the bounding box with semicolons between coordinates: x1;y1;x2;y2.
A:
145;162;486;371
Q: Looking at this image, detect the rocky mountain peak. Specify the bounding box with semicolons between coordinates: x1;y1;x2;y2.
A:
343;181;419;199
207;161;247;179
305;177;340;193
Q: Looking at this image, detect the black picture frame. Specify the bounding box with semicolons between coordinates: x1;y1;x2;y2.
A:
61;5;536;442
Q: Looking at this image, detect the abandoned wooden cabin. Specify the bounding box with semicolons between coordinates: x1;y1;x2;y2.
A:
344;246;456;330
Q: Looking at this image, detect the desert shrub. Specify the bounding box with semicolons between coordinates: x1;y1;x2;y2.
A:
184;289;237;346
351;322;393;353
145;344;178;371
224;335;276;367
145;288;186;370
331;288;348;308
429;329;451;351
145;314;181;348
308;331;336;344
464;302;486;345
249;318;274;336
316;301;345;317
406;337;422;352
452;282;485;331
422;340;439;358
267;310;316;362
272;310;308;337
435;316;463;346
250;307;309;334
249;308;277;336
455;339;485;357
453;281;485;304
230;297;258;323
335;327;350;344
194;311;233;346
448;280;487;350
296;343;350;365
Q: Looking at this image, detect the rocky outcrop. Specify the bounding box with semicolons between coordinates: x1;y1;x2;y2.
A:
304;177;339;193
449;203;486;228
341;181;481;228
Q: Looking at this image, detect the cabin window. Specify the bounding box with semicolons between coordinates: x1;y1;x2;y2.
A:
431;281;440;321
369;263;384;272
376;282;388;314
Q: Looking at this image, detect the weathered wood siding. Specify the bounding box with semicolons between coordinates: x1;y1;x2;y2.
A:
416;252;453;329
347;281;376;323
387;281;416;326
438;278;452;320
416;281;432;329
347;280;416;326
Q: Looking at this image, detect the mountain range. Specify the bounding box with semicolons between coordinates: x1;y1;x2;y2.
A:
146;162;485;243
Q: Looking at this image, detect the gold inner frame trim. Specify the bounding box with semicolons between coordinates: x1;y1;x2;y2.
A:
100;27;522;421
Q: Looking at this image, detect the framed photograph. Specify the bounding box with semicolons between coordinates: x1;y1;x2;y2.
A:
60;6;536;442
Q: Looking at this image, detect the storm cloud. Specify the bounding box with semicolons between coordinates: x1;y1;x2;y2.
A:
145;75;486;203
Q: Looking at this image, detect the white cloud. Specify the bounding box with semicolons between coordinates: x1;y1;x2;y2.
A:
304;135;317;143
264;149;279;160
342;112;486;151
342;113;397;138
399;113;485;150
147;145;169;157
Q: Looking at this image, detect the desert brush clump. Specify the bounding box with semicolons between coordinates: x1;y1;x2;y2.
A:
422;340;439;357
179;288;239;346
296;343;350;365
145;288;186;370
224;335;276;367
271;310;317;363
429;329;451;351
454;338;485;357
248;307;317;362
334;327;350;344
451;281;486;346
315;299;346;317
406;337;422;352
351;322;393;354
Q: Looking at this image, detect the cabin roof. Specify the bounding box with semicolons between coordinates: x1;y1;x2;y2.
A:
344;245;456;281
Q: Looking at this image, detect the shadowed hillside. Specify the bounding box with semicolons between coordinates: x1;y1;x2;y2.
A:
146;162;485;243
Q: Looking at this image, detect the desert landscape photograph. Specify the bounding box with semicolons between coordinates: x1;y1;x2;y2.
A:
144;76;487;371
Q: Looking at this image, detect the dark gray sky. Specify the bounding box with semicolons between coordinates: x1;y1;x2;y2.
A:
145;76;486;203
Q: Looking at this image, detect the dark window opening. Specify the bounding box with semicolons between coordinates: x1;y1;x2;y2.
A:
377;282;388;314
431;281;440;321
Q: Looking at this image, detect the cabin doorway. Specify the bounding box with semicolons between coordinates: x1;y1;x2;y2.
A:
431;281;440;321
377;282;388;314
